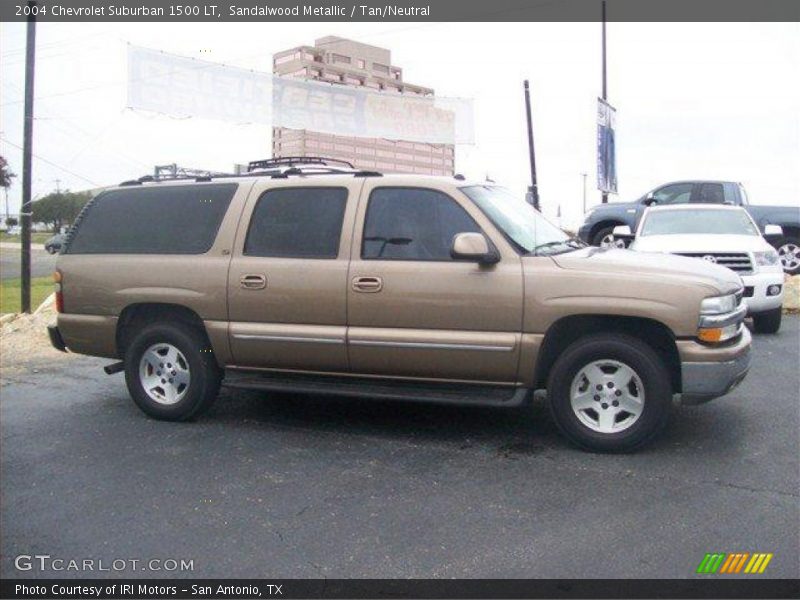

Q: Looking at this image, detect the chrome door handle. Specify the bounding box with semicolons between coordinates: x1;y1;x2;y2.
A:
352;276;383;293
240;274;267;290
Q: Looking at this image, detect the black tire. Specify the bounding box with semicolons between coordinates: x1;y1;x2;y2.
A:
591;224;629;248
546;333;672;452
774;236;800;275
123;322;221;421
752;308;782;334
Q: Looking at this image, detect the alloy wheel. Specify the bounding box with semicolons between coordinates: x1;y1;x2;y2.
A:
569;359;645;433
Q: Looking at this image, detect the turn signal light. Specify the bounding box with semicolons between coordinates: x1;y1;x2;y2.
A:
698;323;739;343
53;270;63;313
698;328;723;343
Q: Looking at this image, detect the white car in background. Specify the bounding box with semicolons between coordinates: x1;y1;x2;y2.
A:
615;205;784;333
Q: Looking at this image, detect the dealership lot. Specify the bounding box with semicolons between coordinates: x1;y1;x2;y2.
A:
1;318;798;579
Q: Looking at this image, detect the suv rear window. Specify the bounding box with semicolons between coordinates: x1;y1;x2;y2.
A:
244;187;347;258
66;183;237;254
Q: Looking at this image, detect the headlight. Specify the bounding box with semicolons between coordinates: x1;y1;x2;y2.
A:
698;293;745;343
700;294;737;315
753;250;779;267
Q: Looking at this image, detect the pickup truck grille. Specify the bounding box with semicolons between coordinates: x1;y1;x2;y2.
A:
674;252;753;274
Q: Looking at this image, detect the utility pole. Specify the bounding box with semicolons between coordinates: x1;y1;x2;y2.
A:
21;1;37;313
600;0;608;204
581;172;588;213
523;80;540;211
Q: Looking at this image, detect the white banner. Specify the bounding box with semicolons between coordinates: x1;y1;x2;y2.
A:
127;45;474;145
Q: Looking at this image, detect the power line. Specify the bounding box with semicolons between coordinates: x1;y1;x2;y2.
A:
0;136;99;186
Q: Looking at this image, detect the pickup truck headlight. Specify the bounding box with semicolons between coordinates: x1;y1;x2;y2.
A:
753;250;780;267
698;293;744;343
700;294;737;315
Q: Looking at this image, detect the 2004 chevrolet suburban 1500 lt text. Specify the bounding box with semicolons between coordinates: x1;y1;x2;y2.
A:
48;169;752;451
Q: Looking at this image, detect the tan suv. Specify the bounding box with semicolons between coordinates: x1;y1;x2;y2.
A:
48;164;752;451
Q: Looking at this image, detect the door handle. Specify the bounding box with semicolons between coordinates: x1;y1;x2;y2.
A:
352;276;383;293
240;274;267;290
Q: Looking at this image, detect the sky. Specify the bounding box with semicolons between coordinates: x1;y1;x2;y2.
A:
1;21;798;228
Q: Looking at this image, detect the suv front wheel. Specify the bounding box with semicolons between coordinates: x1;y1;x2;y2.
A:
547;334;672;452
123;323;221;421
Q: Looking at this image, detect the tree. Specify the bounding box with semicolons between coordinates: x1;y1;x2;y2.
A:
0;155;15;222
5;217;18;227
31;189;91;232
0;156;14;189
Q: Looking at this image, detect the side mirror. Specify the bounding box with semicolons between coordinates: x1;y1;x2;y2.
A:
764;224;783;236
451;232;499;265
643;196;659;206
613;225;633;237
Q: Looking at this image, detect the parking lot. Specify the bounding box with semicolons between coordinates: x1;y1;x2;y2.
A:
1;317;798;580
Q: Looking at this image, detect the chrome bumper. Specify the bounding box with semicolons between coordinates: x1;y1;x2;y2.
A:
680;339;752;405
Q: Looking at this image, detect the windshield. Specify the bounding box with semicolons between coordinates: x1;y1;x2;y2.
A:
640;209;759;236
460;185;575;255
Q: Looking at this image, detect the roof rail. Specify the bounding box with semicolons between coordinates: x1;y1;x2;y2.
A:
248;156;355;172
118;161;384;186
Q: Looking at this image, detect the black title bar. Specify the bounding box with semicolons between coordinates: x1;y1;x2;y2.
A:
1;0;799;22
2;579;800;599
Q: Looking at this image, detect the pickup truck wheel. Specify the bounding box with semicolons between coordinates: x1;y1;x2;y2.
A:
546;334;672;452
123;323;221;421
592;226;628;248
752;308;782;334
775;237;800;275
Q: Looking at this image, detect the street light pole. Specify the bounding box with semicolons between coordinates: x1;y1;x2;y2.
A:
21;1;37;313
600;0;608;204
523;80;540;211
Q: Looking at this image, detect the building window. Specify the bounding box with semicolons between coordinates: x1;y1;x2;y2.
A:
357;59;366;69
331;53;351;65
392;70;401;80
274;52;300;66
373;63;390;75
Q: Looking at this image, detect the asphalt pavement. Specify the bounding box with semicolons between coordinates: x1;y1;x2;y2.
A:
0;243;57;280
1;318;798;579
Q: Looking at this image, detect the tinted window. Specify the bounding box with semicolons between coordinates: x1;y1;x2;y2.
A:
652;183;693;205
244;187;347;258
362;188;481;260
695;182;726;204
66;184;237;254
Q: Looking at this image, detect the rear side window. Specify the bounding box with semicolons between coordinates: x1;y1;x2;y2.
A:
66;184;237;254
244;187;347;258
696;182;726;204
362;187;481;260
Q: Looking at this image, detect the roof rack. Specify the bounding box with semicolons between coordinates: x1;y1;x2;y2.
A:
119;158;383;186
247;156;355;172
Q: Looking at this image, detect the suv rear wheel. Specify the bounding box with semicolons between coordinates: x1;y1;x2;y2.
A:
123;322;221;421
546;334;672;452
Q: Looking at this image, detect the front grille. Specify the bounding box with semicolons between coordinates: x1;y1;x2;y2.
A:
675;252;753;274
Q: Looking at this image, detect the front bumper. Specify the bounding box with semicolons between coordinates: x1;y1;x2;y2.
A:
47;325;68;352
742;271;784;314
679;327;752;405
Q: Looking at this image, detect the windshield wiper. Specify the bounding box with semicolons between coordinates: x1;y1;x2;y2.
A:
531;237;585;255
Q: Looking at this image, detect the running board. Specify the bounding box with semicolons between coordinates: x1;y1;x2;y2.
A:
223;370;530;407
